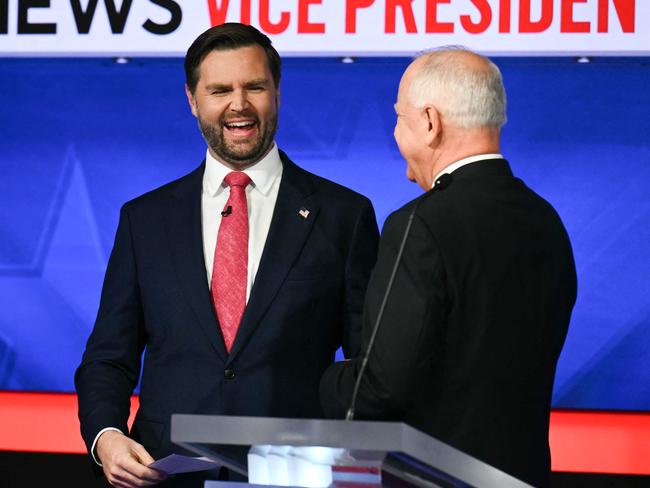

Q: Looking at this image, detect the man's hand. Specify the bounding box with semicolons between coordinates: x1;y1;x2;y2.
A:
96;430;167;487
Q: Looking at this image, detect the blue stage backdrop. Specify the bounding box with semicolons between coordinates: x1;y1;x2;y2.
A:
1;57;649;410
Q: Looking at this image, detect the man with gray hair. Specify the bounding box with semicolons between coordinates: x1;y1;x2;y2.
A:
320;48;577;487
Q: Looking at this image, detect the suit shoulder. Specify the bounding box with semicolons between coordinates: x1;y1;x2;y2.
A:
382;193;432;234
121;163;203;213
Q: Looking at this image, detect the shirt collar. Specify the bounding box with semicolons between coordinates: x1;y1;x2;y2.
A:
203;142;283;197
432;153;504;188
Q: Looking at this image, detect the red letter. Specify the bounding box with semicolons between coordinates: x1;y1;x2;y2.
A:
345;0;374;34
241;0;251;24
207;0;228;26
561;0;590;33
460;0;492;34
298;0;325;33
598;0;635;33
259;0;290;34
386;0;417;33
519;0;553;33
426;0;454;33
499;0;511;32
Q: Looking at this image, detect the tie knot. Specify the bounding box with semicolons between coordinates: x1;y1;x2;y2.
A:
224;171;252;189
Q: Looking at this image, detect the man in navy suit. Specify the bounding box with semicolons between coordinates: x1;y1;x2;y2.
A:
75;23;378;487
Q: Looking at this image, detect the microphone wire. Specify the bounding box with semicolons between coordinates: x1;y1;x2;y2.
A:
345;201;420;421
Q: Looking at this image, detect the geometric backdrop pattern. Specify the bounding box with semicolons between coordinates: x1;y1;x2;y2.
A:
1;56;649;409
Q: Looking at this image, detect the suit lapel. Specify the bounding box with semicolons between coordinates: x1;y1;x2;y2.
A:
227;154;319;363
166;162;228;362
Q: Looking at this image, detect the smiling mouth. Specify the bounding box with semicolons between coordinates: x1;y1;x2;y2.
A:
224;119;258;138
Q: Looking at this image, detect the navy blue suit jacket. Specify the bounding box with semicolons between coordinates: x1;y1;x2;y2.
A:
75;152;378;467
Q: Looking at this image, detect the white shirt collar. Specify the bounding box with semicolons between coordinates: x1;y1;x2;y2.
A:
203;143;283;197
432;153;504;188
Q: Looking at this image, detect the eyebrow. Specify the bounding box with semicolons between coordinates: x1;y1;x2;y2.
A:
244;78;269;88
205;83;232;92
204;79;269;92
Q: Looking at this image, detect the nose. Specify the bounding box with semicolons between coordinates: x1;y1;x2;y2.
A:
229;89;249;112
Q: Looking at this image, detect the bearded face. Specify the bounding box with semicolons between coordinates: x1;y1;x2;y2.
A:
187;45;280;168
197;105;277;167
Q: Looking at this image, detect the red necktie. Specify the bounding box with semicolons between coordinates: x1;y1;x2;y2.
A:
212;171;251;353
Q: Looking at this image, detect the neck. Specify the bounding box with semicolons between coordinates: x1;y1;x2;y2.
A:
428;126;500;185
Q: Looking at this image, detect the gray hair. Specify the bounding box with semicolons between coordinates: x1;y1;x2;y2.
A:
408;47;507;129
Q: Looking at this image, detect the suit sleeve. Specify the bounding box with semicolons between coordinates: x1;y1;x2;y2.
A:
321;208;446;419
74;204;146;454
341;198;379;358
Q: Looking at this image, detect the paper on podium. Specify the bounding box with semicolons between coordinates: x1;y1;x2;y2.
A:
149;454;220;474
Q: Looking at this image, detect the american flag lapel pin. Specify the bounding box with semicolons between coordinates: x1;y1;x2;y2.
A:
298;207;310;219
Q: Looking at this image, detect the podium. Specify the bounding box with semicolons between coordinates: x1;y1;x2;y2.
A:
171;415;532;487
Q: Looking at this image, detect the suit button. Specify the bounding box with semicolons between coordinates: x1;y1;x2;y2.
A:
224;369;235;379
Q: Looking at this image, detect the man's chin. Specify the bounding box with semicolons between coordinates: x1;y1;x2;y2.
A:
216;155;258;167
213;146;267;167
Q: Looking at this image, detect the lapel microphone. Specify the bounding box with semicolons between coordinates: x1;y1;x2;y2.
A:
221;205;232;217
345;173;452;421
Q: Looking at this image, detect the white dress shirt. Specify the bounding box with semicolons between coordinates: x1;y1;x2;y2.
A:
202;143;283;300
432;153;504;188
91;144;283;465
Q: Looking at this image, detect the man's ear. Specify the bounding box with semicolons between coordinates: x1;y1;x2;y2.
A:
422;105;441;145
185;84;198;117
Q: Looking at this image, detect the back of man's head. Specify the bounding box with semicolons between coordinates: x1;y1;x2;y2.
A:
184;23;282;94
409;47;506;130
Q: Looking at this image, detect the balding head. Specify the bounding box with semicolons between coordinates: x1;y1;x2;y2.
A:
393;47;505;190
407;47;506;130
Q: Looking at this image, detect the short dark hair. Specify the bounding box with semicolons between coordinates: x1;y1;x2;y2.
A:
184;23;282;94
